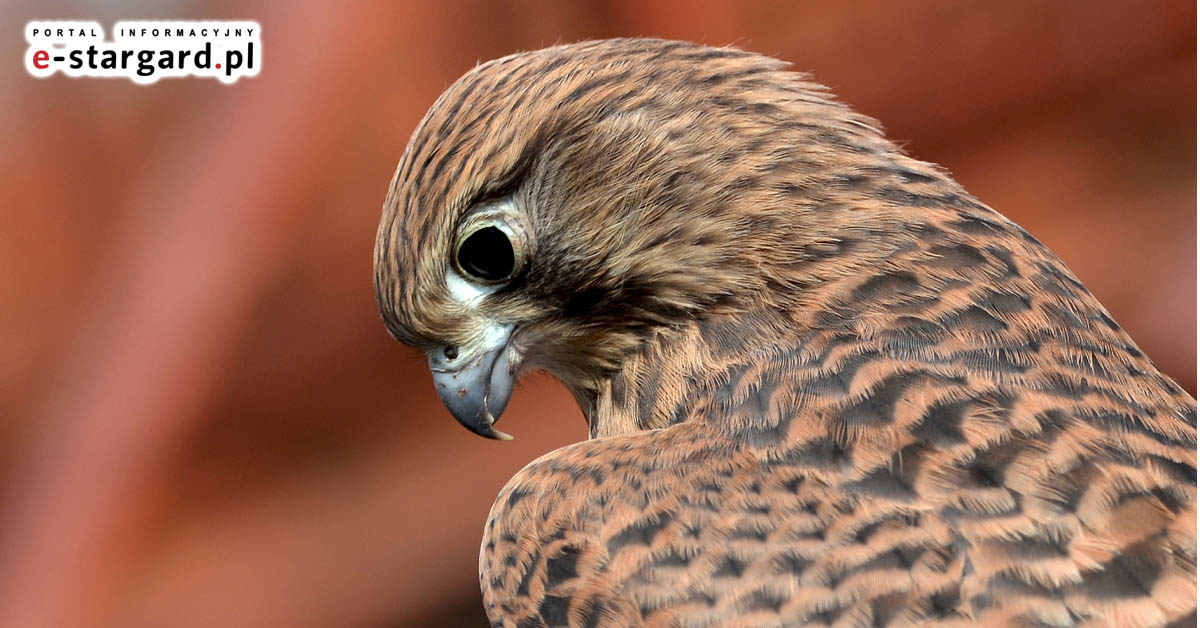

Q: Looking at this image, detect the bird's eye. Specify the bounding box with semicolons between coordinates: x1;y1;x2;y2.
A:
456;225;517;283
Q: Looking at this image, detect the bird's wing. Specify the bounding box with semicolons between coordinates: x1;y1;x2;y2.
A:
481;351;1195;627
482;421;971;628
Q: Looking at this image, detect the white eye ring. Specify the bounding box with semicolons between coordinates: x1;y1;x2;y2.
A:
452;198;529;286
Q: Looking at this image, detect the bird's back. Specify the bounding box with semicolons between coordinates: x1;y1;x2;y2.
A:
480;153;1196;627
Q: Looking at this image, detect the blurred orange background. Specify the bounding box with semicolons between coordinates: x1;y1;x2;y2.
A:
1;2;1194;627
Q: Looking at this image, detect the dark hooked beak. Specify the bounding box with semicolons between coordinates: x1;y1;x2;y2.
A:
428;325;516;440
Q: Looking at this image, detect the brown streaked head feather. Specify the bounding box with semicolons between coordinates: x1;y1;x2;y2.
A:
374;39;1196;627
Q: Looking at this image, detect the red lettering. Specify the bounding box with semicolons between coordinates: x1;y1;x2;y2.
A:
32;50;48;69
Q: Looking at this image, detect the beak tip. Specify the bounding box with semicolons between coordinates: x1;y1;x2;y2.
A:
488;428;515;441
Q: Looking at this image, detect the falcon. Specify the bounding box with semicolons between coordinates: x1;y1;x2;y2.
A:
373;39;1196;627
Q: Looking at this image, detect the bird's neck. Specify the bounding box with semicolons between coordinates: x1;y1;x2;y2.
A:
582;193;1184;441
582;203;924;437
585;304;817;438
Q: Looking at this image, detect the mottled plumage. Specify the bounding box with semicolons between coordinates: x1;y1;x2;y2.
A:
374;39;1196;627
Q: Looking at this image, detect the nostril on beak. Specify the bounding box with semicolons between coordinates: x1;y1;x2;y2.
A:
443;345;459;361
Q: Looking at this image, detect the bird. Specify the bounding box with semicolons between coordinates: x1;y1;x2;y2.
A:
373;38;1196;627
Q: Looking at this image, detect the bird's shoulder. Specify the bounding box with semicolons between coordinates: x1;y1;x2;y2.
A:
479;422;731;627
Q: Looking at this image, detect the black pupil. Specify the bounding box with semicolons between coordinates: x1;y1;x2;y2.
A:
458;226;515;281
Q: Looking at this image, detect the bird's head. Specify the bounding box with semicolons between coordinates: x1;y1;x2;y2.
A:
374;39;909;439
